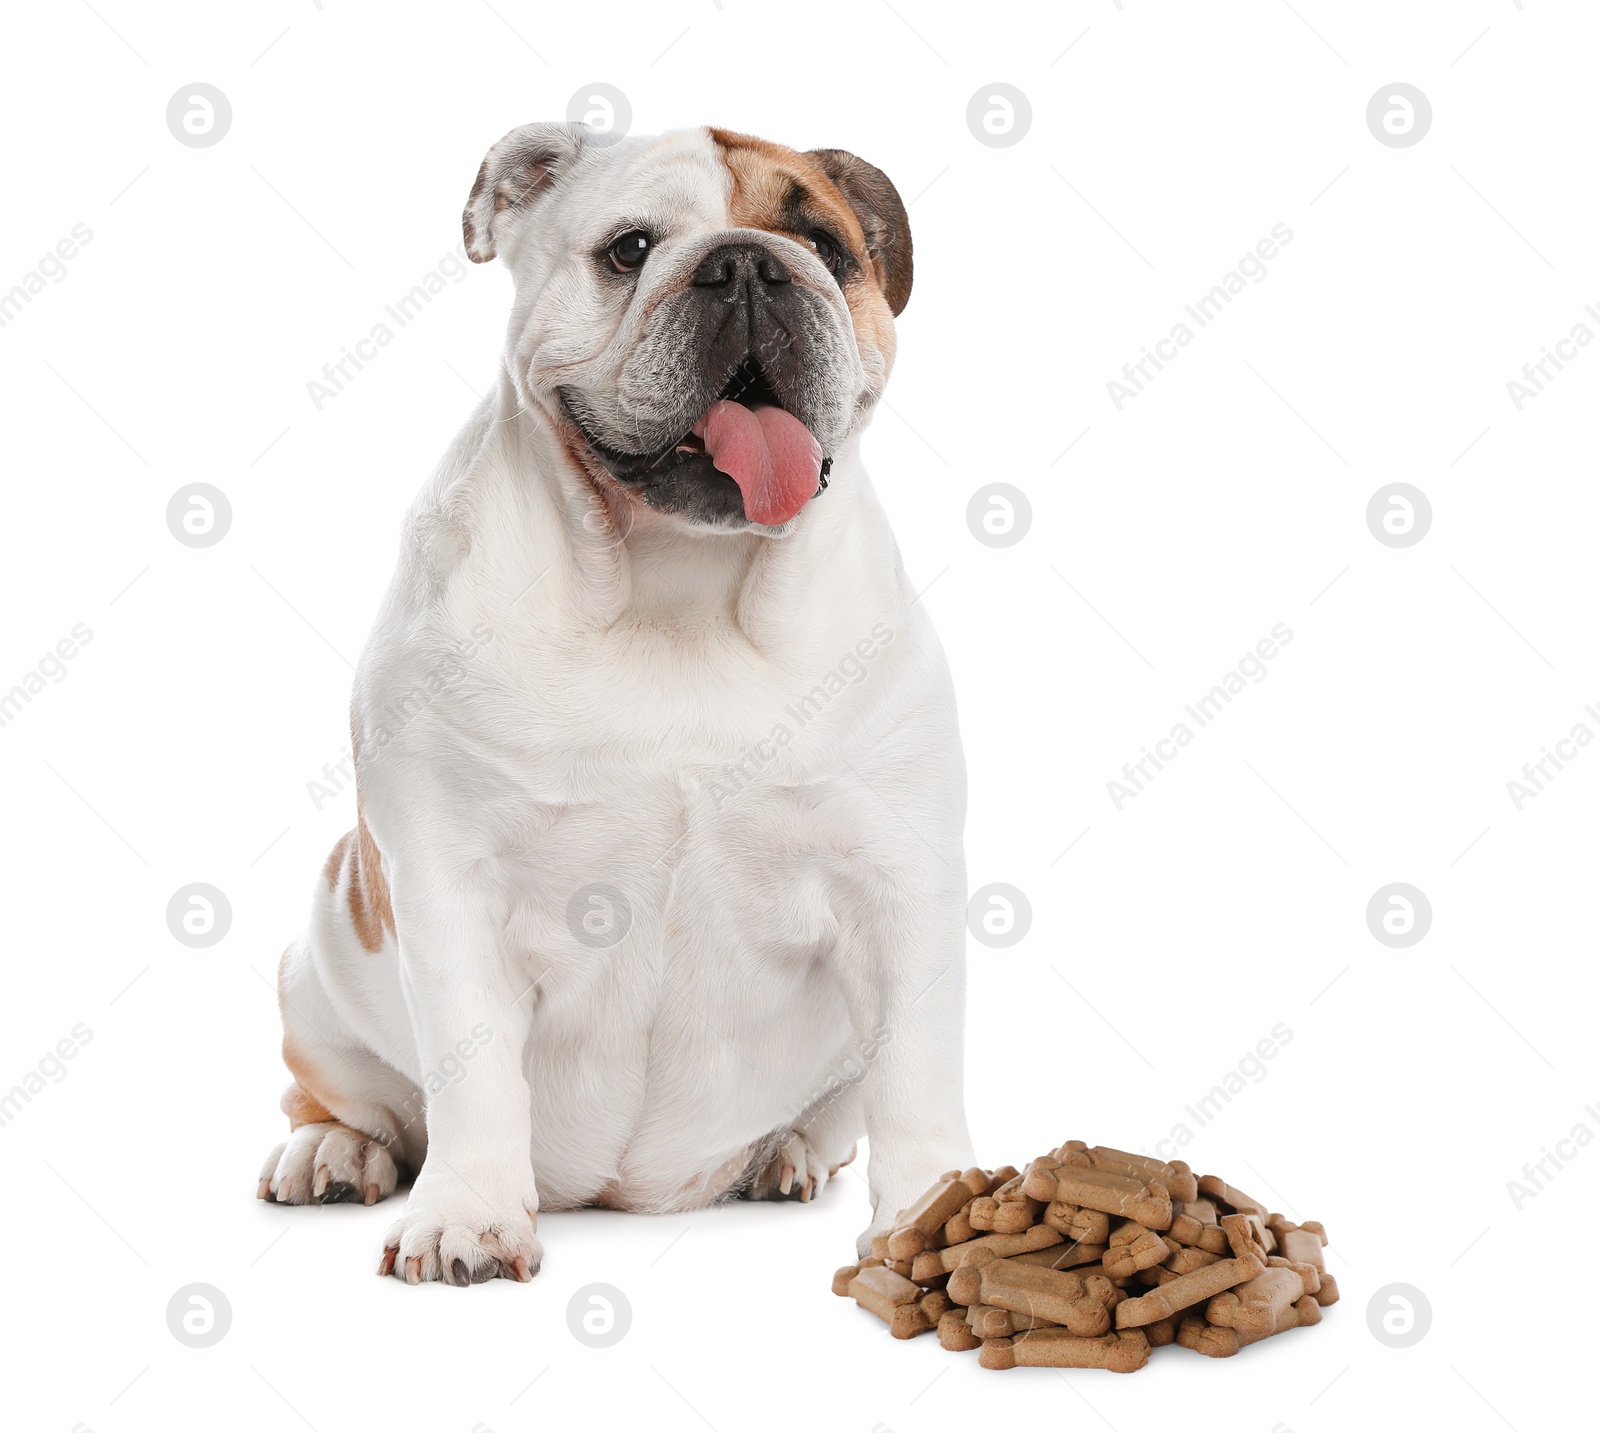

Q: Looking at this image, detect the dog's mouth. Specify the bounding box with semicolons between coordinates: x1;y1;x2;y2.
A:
560;359;830;528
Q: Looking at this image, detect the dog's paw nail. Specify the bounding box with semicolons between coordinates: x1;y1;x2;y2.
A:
257;1177;272;1200
364;1183;379;1206
511;1254;532;1281
378;1246;398;1277
313;1166;330;1198
404;1256;422;1285
450;1258;471;1287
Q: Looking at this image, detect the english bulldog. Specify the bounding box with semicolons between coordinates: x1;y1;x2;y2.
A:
258;122;975;1285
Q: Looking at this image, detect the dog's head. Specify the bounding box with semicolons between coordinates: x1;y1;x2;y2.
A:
464;124;912;532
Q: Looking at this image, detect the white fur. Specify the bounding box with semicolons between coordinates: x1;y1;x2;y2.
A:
265;127;974;1282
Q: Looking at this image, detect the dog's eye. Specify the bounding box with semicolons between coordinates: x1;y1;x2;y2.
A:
608;230;652;272
807;231;841;273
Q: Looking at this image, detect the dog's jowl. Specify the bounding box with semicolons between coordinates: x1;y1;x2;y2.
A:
258;123;974;1286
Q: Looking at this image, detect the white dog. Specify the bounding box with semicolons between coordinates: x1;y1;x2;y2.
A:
259;123;974;1285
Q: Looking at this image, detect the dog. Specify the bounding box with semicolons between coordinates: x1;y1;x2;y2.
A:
258;122;975;1285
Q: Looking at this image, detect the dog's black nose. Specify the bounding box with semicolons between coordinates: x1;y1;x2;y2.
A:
692;243;792;289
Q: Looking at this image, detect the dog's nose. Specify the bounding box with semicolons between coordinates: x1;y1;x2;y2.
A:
691;243;792;289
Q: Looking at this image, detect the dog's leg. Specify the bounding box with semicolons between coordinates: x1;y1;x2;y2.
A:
744;1075;863;1202
830;877;976;1258
378;860;542;1286
260;913;425;1206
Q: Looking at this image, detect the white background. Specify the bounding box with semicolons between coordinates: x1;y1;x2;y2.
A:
1;0;1593;1429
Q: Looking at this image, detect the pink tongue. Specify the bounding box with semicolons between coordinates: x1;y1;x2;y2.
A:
691;400;823;526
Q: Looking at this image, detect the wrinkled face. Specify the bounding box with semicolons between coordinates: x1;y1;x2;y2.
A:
464;125;912;532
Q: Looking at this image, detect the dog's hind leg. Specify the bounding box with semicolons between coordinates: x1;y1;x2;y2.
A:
744;1072;864;1203
258;829;426;1207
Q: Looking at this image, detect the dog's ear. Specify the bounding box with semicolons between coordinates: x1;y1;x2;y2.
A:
463;122;587;264
807;148;913;316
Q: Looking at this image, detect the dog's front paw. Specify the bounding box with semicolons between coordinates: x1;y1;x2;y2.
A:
379;1163;541;1286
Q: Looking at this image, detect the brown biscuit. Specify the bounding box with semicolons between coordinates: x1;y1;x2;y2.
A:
1178;1292;1322;1357
980;1328;1151;1372
938;1307;982;1351
1266;1255;1321;1297
1197;1175;1268;1218
1103;1227;1170;1278
1115;1253;1266;1327
1008;1241;1109;1272
1061;1146;1199;1203
848;1264;924;1330
943;1205;976;1246
947;1257;1110;1325
1164;1246;1223;1276
1050;1168;1173;1231
1220;1212;1274;1262
937;1223;1063;1272
991;1197;1044;1235
890;1176;983;1259
1313;1273;1340;1306
1205;1265;1303;1340
1144;1316;1179;1348
1278;1228;1327;1271
831;1263;859;1297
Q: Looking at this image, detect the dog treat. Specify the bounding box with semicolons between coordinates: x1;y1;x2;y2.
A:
980;1328;1151;1373
944;1205;977;1245
939;1308;982;1351
948;1256;1110;1325
1266;1255;1321;1297
1043;1201;1112;1244
1205;1265;1303;1339
836;1147;1336;1370
1197;1175;1268;1219
1116;1254;1265;1327
1178;1293;1323;1358
935;1223;1062;1272
1144;1316;1179;1348
992;1196;1045;1235
1058;1146;1200;1203
1278;1227;1326;1271
1047;1167;1173;1231
848;1264;934;1338
889;1176;984;1260
1220;1212;1274;1262
1009;1241;1108;1272
1102;1225;1170;1278
1164;1245;1223;1276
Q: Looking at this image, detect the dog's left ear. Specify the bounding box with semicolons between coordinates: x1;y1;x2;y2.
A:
807;148;913;316
463;121;587;264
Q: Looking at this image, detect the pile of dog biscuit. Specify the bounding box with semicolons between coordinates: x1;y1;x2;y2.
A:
832;1141;1338;1370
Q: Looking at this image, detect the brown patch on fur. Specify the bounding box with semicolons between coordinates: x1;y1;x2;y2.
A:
347;813;395;952
322;831;351;891
343;718;396;953
709;129;909;371
278;1025;338;1130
